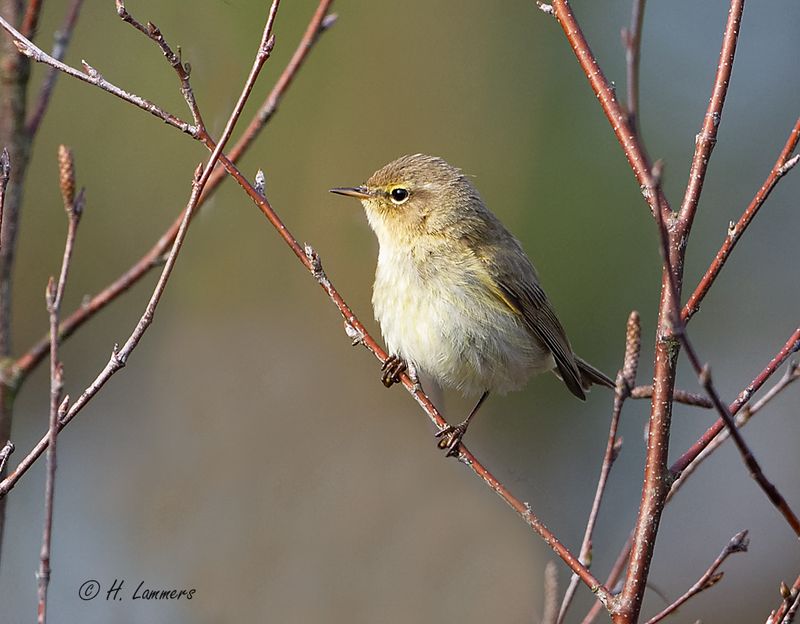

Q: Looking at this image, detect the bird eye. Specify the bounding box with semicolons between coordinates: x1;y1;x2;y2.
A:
389;187;409;204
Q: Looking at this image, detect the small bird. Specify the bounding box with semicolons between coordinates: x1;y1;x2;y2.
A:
331;154;613;455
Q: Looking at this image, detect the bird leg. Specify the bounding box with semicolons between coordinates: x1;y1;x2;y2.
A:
381;354;407;388
435;391;490;457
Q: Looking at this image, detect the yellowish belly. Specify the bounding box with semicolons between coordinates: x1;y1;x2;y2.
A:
372;248;553;396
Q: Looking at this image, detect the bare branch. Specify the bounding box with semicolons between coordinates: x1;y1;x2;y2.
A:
37;145;82;622
115;0;205;129
683;117;800;321
685;354;800;536
548;0;668;218
669;361;800;503
672;327;800;475
677;0;744;231
587;358;800;624
644;531;749;624
222;0;336;168
630;386;712;408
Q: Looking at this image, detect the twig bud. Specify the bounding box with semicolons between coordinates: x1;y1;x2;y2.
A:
255;169;266;197
622;310;641;386
45;276;56;311
321;14;338;31
57;144;75;210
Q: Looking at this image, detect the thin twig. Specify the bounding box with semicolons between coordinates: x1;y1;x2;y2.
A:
683;117;800;321
26;0;85;137
0;14;198;137
114;0;205;129
668;361;800;503
37;146;82;624
220;0;336;170
630;386;712;408
614;166;679;624
643;530;749;624
586;355;800;624
13;0;337;382
650;150;800;535
582;546;630;624
672;326;800;475
685;350;800;536
548;0;668;219
557;312;640;624
676;0;745;232
621;0;646;141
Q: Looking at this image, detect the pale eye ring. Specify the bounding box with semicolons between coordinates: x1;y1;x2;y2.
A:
389;187;409;204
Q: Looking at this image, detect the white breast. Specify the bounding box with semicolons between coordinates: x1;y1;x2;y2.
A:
370;232;554;397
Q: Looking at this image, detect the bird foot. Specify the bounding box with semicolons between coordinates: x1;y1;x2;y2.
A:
435;422;467;457
380;354;407;388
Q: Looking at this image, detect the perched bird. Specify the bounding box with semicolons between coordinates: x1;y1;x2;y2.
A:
331;154;613;455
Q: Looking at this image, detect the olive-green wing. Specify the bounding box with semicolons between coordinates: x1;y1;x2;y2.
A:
475;240;587;400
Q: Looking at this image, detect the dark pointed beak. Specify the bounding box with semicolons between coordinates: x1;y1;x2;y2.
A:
329;185;371;199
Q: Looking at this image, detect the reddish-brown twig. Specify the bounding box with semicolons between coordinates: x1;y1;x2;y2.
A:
676;0;745;233
682;117;800;321
585;356;800;624
686;352;800;536
37;145;82;624
543;0;667;219
621;0;646;142
12;0;337;382
558;312;640;624
221;1;337;169
25;0;85;137
669;361;800;503
672;326;800;475
643;530;749;624
651;145;800;537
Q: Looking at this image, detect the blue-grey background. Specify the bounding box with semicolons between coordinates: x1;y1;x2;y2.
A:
1;1;798;622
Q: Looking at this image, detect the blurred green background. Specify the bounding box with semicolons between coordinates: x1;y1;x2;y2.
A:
1;0;798;622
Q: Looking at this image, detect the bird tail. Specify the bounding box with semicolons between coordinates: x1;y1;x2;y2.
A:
575;356;615;390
